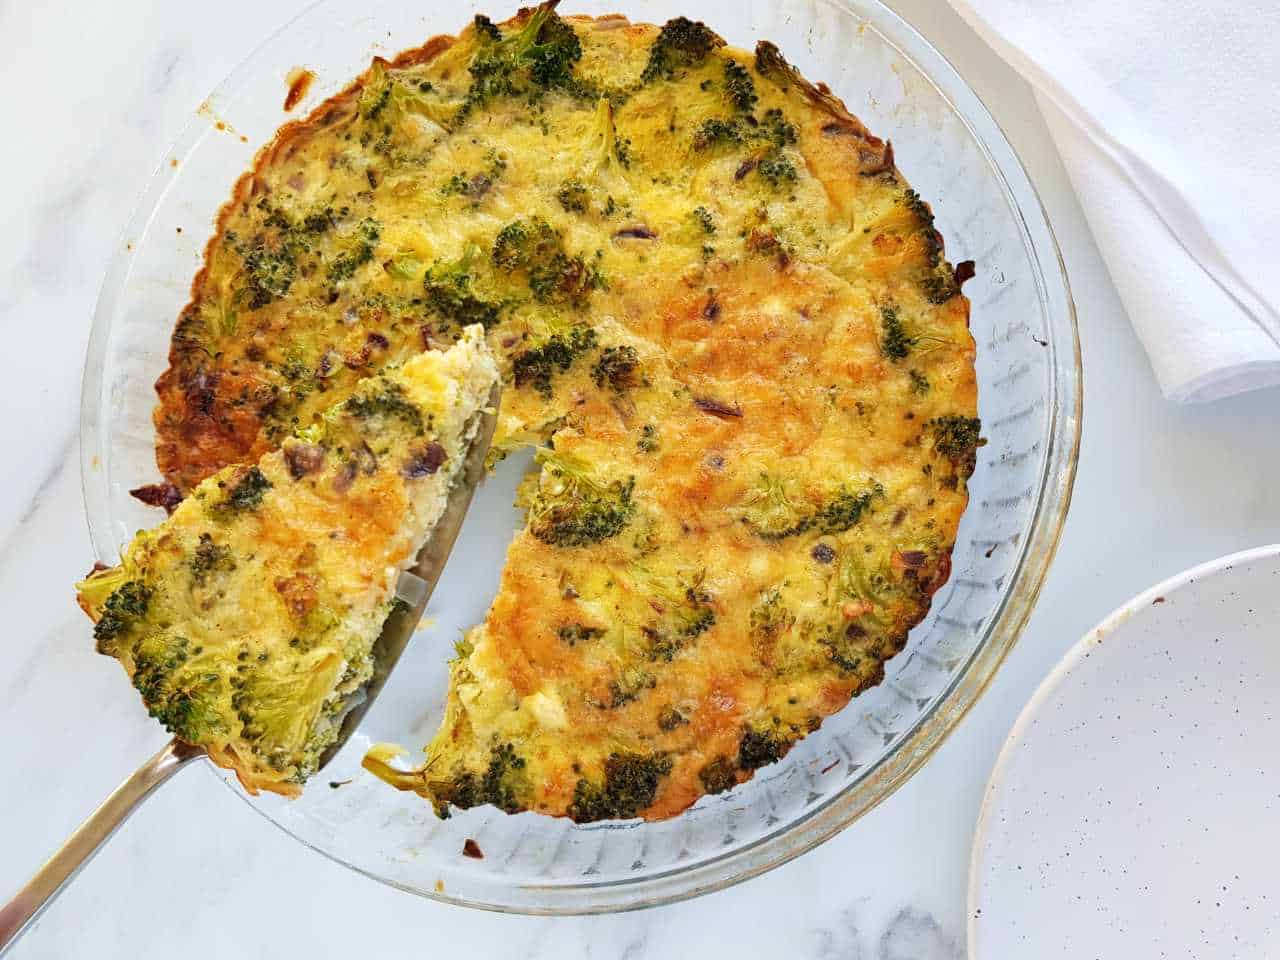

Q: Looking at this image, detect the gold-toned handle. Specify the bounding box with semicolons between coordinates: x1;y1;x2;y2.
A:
0;738;202;954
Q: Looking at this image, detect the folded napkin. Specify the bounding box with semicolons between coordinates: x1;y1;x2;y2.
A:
947;0;1280;403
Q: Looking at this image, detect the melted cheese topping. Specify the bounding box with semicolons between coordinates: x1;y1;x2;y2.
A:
151;8;978;819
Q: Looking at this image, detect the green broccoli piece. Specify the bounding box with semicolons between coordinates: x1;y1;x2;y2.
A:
463;2;588;113
641;17;724;83
343;382;424;432
90;578;152;650
217;467;272;515
738;726;790;771
692;206;716;235
880;304;914;361
723;59;757;113
492;218;558;270
131;634;230;744
568;751;673;822
637;423;659;453
472;14;502;43
492;218;603;307
189;533;235;587
759;107;798;147
526;449;635;547
812;484;883;535
327;218;381;282
558;623;603;646
637;570;715;660
899;188;962;304
757;151;797;187
607;667;657;708
431;742;530;816
423;246;501;330
910;369;930;395
591;345;641;392
691;116;746;151
242;242;297;310
737;473;810;540
749;586;795;644
511;324;598;397
737;474;880;539
928;415;984;480
657;705;687;731
698;756;738;794
557;178;590;213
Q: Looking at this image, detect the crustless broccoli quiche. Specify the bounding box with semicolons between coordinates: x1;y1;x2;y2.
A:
114;4;980;819
78;330;498;795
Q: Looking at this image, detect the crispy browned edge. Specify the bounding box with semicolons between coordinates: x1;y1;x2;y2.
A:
149;4;974;803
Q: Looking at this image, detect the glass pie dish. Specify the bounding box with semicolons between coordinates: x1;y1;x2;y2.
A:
80;0;1080;914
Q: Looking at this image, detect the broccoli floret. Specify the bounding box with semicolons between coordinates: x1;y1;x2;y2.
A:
189;533;234;587
738;474;880;539
738;726;789;770
440;152;507;200
899;188;962;304
910;369;930;395
423;246;501;330
928;415;984;480
492;218;603;307
699;756;738;794
880;304;914;361
492;218;557;270
90;579;152;650
813;484;883;535
472;14;502;43
218;467;272;514
568;751;673;822
557;178;590;213
759;107;798;147
723;59;757;113
463;2;588;114
511;324;598;397
737;473;809;540
749;586;795;643
327;218;381;282
607;667;657;708
526;449;635;547
637;423;660;453
757;151;797;187
637;570;715;660
691;116;748;152
692;207;716;235
242;242;297;309
591;345;641;392
343;382;424;431
431;742;530;816
558;623;603;646
131;635;230;744
641;17;724;83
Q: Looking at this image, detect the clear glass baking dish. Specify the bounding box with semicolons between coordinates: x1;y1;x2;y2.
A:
80;0;1080;913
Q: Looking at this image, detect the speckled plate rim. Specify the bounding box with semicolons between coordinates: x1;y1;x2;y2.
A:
965;543;1280;956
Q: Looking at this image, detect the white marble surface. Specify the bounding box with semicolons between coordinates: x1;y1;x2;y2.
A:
2;2;1278;957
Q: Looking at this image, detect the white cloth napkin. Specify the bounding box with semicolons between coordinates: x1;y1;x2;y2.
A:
947;0;1280;403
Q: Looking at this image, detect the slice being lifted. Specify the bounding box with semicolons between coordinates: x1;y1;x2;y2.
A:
77;328;498;795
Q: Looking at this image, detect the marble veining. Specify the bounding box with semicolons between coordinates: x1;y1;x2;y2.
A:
2;0;1279;957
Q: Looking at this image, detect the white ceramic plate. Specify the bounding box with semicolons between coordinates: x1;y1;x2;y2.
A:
969;545;1280;958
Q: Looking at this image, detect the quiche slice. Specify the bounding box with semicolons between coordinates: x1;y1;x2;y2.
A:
149;5;981;819
77;328;498;795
